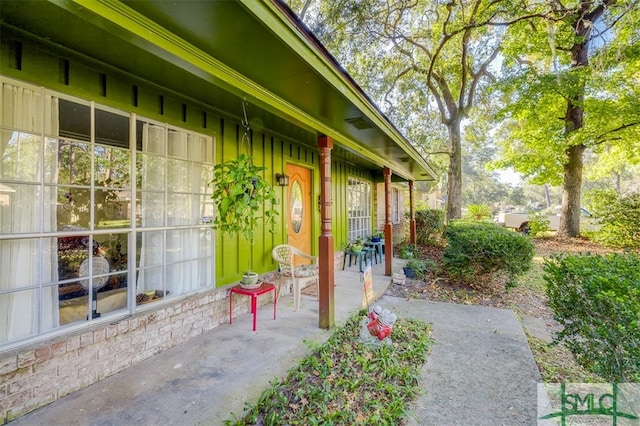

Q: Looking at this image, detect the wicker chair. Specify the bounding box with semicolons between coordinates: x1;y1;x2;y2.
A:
271;244;319;311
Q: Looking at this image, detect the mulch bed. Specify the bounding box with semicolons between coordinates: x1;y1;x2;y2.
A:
385;236;617;320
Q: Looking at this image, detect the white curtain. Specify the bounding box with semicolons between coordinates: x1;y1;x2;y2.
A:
0;83;59;345
136;123;165;293
137;125;207;295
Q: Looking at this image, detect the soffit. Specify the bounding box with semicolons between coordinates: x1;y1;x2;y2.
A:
0;0;436;182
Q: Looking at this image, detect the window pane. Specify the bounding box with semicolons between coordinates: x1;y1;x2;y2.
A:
139;191;164;227
59;99;90;141
194;258;212;288
168;130;188;159
96;233;128;273
0;238;40;288
199;164;214;194
95;109;129;149
95;189;131;228
137;230;164;268
167;229;189;263
94;144;131;188
0;289;38;344
347;177;371;241
45;138;92;185
0;183;42;234
167;158;191;192
167;194;193;226
57;234;90;284
199;195;214;225
53;186;91;230
137;121;165;155
58;292;88;325
0;131;41;182
137;153;165;191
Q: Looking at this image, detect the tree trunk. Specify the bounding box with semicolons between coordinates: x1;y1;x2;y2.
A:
614;171;621;195
446;115;463;220
558;144;585;236
558;8;593;237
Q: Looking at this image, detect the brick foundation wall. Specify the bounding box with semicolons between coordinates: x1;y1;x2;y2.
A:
0;281;281;424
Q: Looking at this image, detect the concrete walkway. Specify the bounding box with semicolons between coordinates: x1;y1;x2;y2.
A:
11;260;541;425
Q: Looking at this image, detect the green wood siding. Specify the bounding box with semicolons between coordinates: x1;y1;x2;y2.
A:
1;28;377;287
331;160;375;251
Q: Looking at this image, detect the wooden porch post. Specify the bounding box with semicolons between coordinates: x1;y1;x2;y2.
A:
383;167;393;276
318;135;334;329
409;181;417;245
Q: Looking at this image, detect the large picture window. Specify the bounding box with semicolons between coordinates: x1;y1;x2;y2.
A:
347;177;371;242
0;79;214;348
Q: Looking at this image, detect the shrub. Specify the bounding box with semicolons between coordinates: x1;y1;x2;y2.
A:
587;190;640;250
442;220;534;289
397;242;416;259
527;211;552;238
544;252;640;382
464;204;493;221
403;258;432;279
414;209;445;245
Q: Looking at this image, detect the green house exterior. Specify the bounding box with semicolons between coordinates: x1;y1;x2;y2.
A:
0;1;435;421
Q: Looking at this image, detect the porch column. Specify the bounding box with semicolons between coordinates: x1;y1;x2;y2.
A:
409;181;417;245
383;167;393;276
318;135;334;329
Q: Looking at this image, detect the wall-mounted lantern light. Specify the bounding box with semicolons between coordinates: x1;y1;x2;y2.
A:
275;173;290;186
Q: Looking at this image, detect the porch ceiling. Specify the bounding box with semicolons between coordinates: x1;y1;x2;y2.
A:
0;0;436;182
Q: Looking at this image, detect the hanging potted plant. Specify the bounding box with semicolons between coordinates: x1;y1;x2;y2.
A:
209;103;279;288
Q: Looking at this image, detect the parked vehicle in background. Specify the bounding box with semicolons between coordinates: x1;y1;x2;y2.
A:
495;207;594;234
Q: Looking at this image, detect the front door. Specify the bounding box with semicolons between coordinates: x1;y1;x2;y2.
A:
286;164;312;257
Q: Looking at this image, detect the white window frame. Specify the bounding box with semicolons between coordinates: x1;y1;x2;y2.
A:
392;188;400;224
0;77;215;349
347;177;371;241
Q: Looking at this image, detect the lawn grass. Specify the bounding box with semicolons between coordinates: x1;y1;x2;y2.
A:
225;311;433;425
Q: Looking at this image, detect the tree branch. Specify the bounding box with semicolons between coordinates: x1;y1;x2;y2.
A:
595;121;640;145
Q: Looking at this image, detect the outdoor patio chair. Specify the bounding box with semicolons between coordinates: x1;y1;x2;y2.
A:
271;244;319;311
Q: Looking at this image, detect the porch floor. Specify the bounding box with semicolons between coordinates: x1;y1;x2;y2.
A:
12;257;540;425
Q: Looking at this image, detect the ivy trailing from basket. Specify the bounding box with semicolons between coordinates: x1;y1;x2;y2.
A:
209;153;279;245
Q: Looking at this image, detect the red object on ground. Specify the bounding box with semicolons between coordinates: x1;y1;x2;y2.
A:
229;283;277;331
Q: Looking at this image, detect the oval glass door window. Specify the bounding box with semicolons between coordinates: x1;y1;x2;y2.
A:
290;181;303;234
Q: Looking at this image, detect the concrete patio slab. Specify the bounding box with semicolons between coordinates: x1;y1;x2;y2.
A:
11;258;541;426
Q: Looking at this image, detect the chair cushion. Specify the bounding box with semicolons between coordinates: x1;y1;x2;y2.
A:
294;264;318;278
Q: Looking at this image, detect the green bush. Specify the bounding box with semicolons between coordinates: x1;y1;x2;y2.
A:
397;242;416;259
528;211;552;237
587;190;640;250
463;204;493;221
403;258;435;279
442;220;534;289
414;209;445;245
544;252;640;382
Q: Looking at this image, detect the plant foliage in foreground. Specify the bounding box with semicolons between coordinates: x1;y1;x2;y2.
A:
225;312;433;425
544;252;640;382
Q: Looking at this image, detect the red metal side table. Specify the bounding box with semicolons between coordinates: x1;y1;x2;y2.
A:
229;282;277;331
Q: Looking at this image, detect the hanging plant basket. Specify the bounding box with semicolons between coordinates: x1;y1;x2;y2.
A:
208;102;279;279
209;151;279;281
210;153;279;244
